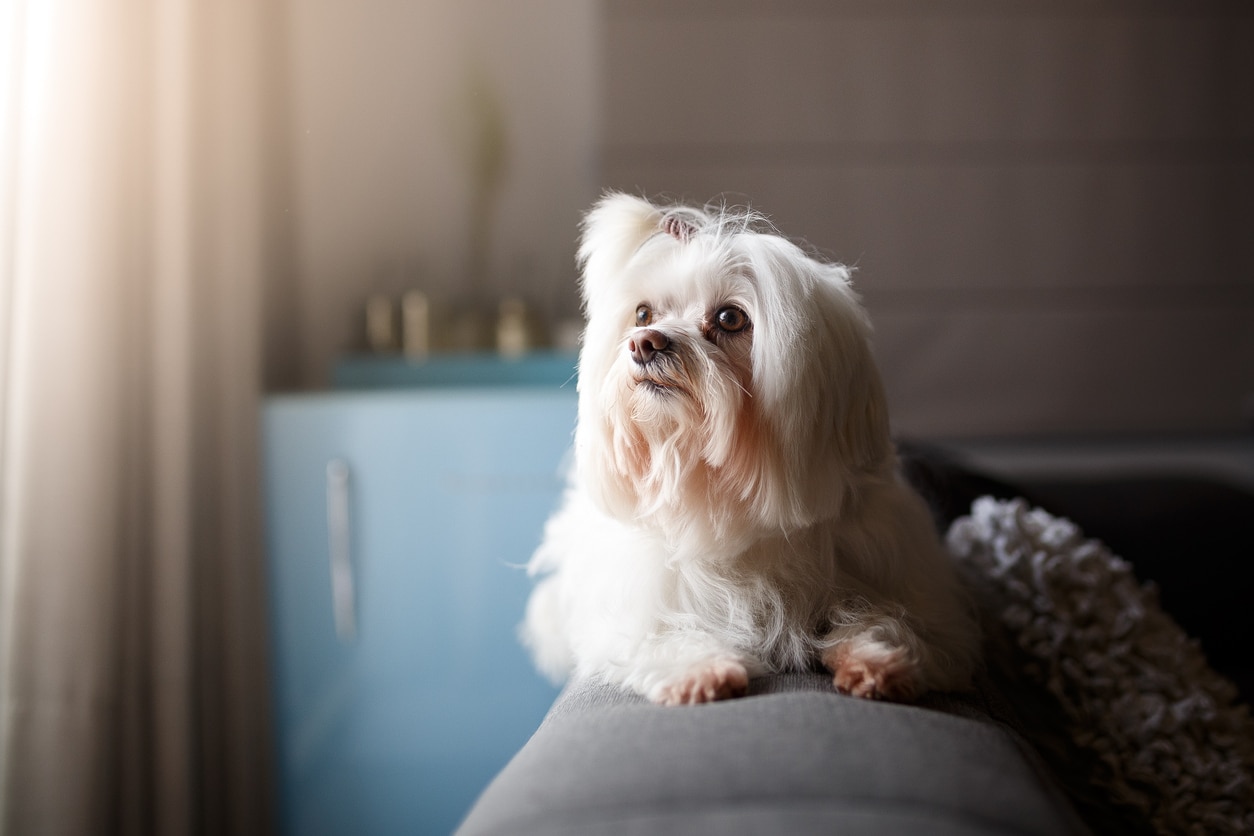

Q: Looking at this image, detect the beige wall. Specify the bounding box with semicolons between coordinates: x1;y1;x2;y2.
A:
601;0;1253;437
269;0;600;388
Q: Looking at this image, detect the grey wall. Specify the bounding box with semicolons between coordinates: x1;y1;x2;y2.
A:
600;0;1253;437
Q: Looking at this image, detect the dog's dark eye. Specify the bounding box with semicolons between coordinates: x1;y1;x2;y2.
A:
715;306;749;333
635;304;653;327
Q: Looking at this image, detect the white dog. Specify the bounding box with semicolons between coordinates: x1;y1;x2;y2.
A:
523;193;979;706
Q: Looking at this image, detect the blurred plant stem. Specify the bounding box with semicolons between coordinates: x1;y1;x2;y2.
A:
455;63;508;299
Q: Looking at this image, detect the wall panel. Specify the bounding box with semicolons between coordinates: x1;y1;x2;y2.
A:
603;0;1254;435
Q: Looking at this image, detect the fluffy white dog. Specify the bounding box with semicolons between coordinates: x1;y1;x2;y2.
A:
523;193;979;706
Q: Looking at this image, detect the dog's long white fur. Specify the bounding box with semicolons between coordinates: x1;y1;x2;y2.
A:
523;193;979;704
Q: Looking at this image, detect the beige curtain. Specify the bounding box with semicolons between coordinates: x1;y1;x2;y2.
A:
1;1;274;833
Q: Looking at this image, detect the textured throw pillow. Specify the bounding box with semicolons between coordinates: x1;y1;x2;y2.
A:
948;497;1254;836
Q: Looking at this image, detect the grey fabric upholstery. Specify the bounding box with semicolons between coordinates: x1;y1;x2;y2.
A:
457;673;1089;835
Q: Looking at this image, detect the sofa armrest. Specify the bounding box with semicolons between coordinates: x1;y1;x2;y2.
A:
457;673;1091;835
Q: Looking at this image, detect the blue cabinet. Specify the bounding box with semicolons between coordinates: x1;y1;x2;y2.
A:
262;380;575;834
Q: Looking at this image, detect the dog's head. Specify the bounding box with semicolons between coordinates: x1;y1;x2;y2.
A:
573;193;891;553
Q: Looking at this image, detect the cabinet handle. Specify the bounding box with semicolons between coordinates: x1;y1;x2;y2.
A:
326;458;357;642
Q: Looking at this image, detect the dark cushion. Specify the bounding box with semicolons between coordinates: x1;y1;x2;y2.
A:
457;674;1090;835
898;440;1254;703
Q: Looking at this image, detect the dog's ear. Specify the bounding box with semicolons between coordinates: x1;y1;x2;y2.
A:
816;267;892;474
577;193;665;307
577;194;712;310
749;242;893;522
798;266;893;512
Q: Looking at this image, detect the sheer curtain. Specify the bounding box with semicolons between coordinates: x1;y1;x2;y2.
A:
1;1;274;833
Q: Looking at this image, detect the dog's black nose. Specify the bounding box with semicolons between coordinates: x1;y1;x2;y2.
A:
628;329;669;365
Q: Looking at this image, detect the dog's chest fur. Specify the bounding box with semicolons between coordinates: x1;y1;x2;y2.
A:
656;533;848;671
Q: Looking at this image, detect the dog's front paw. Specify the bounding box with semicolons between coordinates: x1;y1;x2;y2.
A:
822;641;919;702
652;659;749;706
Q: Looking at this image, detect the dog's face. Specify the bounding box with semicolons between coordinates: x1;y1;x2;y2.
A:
573;193;891;553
